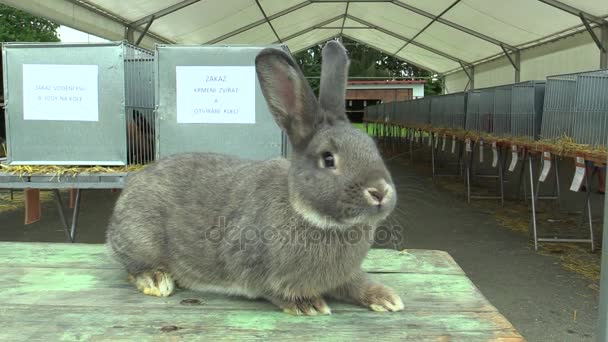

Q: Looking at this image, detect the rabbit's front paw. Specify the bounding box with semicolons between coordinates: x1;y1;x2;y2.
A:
272;296;332;316
362;283;404;312
128;270;175;297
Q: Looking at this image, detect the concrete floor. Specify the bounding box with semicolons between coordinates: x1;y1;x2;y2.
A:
0;152;602;341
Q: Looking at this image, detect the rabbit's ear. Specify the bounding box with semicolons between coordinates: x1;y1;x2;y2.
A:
256;49;320;150
319;40;350;124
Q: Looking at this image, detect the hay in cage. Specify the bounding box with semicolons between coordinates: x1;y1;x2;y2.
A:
0;164;147;179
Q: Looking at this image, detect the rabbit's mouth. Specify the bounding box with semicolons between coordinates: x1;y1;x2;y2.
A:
290;192;383;229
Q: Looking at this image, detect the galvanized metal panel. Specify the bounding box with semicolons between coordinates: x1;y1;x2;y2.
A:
540;75;576;140
2;42;149;165
478;88;495;133
572;73;608;146
492;86;512;136
155;45;289;160
465;90;480;131
510;81;545;140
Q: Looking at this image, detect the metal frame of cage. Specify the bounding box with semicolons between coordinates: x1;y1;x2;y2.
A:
2;41;155;166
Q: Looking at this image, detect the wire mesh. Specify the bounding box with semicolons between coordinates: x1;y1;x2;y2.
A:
541;69;608;142
510;81;545;140
492;85;511;136
479;88;495;133
572;72;608;146
465;90;480;131
124;43;155;165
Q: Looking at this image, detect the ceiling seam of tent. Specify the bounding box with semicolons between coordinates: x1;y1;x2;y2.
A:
205;1;311;44
441;22;604;75
129;0;201;27
63;0;174;44
343;33;439;74
345;15;469;65
393;0;461;56
279;14;345;43
390;0;517;51
255;0;282;43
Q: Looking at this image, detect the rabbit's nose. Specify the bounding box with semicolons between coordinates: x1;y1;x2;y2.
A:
365;187;388;205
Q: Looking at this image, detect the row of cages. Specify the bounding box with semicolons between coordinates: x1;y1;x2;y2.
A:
1;42;291;166
364;69;608;146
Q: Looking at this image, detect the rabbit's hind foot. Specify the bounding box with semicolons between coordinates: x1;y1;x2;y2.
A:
270;296;332;316
128;270;175;297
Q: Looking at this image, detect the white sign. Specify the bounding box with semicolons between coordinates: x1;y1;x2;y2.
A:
176;66;256;124
539;152;551;182
491;142;498;168
508;145;518;172
465;138;472;152
570;157;586;192
23;64;99;121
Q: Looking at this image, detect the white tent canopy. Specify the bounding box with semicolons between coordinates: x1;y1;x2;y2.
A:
1;0;607;88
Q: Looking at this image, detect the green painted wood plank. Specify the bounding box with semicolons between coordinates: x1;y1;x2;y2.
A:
0;267;490;312
0;305;523;342
0;242;464;275
0;242;522;341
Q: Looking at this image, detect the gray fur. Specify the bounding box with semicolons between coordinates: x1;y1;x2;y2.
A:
106;40;401;312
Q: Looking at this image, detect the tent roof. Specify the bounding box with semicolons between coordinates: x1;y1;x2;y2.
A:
1;0;607;74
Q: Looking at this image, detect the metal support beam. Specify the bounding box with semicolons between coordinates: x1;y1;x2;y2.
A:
602;24;608;68
136;16;155;46
130;0;200;27
125;26;135;43
346;15;468;64
500;44;521;82
580;14;607;53
344;34;439;74
206;1;310;44
600;156;608;342
278;15;345;43
63;0;173;44
390;0;517;51
340;2;350;38
255;0;282;43
394;0;460;55
538;0;606;25
459;61;474;90
514;49;521;82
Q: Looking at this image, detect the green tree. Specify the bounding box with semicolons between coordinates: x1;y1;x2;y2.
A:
0;4;60;42
294;37;443;96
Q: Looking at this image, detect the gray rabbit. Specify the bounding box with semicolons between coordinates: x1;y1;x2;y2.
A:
106;40;403;315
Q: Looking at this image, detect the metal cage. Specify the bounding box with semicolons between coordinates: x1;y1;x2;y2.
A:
572;71;608;146
155;44;290;161
510;81;545;140
2;41;154;166
541;70;608;143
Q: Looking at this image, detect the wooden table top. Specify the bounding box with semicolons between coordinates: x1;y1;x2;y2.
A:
0;242;524;341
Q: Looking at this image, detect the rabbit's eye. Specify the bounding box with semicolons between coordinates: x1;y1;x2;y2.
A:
321;152;335;169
